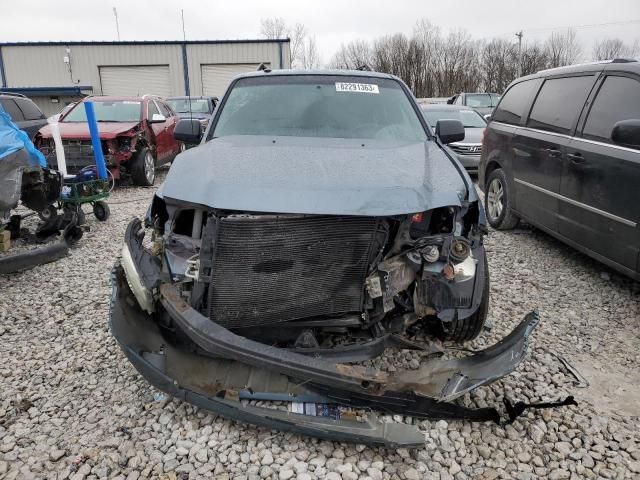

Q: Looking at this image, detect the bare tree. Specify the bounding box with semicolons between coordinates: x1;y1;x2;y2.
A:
328;40;372;69
260;17;287;39
299;36;321;70
592;38;639;60
545;28;582;68
260;17;315;69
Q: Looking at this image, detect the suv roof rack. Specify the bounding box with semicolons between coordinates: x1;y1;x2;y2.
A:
539;58;638;73
0;91;27;98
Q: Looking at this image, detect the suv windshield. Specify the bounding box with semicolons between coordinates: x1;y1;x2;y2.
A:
167;98;211;114
62;101;141;122
423;109;486;128
465;94;494;108
211;75;427;142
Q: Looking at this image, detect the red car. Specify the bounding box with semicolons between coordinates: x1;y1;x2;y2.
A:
35;95;183;186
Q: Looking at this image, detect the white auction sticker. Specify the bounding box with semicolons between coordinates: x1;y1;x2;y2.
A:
335;82;379;94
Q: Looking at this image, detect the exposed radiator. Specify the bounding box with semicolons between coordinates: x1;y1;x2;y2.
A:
207;214;380;328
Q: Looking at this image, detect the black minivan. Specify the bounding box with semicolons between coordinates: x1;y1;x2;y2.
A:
479;59;640;281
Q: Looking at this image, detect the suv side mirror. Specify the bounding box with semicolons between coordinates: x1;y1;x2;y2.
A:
150;113;166;123
174;119;202;144
611;119;640;147
435;119;465;144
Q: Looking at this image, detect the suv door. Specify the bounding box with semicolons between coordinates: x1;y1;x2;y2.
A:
511;75;597;232
559;74;640;273
14;97;47;139
157;100;180;158
147;100;171;164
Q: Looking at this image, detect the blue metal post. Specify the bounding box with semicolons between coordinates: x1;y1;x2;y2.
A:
83;102;108;179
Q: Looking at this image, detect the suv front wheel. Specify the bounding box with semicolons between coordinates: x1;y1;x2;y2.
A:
131;147;156;186
485;168;518;230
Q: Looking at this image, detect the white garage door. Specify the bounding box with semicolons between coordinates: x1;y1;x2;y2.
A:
99;66;171;96
201;64;269;97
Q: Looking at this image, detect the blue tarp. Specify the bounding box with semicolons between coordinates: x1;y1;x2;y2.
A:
0;105;47;167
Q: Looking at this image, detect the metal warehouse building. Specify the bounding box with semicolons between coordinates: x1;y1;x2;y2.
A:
0;39;291;116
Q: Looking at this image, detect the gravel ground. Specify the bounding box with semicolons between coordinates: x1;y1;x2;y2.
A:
1;174;639;480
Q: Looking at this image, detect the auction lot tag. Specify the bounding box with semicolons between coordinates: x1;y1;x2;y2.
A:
335;82;379;94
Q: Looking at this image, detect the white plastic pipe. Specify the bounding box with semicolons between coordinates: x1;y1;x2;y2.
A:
47;115;67;176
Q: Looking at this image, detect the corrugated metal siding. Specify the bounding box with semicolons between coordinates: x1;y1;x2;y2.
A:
0;41;291;99
201;63;269;97
1;44;183;94
99;65;171;96
187;43;289;95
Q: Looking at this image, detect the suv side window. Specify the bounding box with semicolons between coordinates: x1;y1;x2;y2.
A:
15;98;45;120
582;75;640;144
527;76;594;135
147;100;160;119
0;98;25;122
492;79;541;125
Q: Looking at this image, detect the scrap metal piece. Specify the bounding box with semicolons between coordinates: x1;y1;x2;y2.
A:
542;348;590;388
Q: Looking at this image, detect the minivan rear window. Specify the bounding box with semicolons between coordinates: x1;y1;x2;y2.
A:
527;76;595;135
491;79;540;125
582;75;640;144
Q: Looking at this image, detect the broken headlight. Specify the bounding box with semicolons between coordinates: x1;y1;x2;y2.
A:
121;242;154;314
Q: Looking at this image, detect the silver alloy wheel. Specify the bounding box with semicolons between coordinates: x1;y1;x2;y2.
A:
144;151;155;184
180;142;186;152
487;178;504;221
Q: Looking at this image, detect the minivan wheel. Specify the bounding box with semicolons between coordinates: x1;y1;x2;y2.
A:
485;168;519;230
131;147;156;186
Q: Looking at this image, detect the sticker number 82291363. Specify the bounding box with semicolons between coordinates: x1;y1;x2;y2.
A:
335;82;379;94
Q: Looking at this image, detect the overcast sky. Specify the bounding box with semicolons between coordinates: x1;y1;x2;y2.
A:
3;0;639;64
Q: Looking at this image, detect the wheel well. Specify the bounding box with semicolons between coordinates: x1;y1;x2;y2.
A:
484;160;502;188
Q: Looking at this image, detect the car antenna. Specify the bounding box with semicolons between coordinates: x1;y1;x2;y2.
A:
181;9;193;126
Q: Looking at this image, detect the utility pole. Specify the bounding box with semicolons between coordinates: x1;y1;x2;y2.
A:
516;31;523;77
113;7;121;41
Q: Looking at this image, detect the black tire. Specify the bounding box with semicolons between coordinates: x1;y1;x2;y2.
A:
37;204;58;222
93;201;110;221
484;168;519;230
442;252;490;343
130;147;156;186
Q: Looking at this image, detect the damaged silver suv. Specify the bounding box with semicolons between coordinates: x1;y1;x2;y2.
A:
110;71;544;446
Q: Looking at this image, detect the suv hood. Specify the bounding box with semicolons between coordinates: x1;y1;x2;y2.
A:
161;135;469;215
38;121;140;140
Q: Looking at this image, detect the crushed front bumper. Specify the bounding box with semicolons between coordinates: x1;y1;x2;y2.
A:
110;224;542;446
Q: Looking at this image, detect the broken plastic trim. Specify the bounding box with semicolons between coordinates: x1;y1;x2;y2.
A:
111;262;576;446
160;281;540;401
0;219;82;274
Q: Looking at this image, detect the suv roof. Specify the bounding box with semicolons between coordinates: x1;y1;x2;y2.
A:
236;69;398;81
421;104;478;112
518;58;640;81
0;91;27;98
